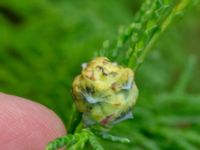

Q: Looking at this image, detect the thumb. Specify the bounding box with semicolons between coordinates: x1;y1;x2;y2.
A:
0;93;66;150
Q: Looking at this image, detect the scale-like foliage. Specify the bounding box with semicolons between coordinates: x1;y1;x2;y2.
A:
0;0;200;149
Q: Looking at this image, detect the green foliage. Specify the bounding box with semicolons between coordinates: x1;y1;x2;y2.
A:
93;130;130;144
0;0;200;149
98;0;199;71
46;128;103;150
89;136;104;150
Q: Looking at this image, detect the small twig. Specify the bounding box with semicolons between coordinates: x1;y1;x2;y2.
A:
93;130;130;144
46;135;76;150
46;129;104;150
68;105;82;134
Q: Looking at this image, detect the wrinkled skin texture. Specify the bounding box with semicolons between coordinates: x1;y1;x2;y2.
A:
72;57;138;126
0;93;66;150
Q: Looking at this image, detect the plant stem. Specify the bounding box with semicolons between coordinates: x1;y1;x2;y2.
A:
75;121;84;133
128;0;195;71
68;104;82;134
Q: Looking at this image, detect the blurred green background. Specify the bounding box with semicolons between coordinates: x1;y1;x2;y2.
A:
0;0;200;149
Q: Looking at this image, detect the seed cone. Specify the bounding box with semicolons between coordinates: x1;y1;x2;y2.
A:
72;57;138;126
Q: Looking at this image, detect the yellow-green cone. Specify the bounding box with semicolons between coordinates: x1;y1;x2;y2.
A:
72;57;138;126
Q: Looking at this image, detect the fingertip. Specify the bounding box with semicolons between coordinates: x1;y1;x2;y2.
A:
0;93;66;150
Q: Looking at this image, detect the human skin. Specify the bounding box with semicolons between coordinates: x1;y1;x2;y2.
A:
0;93;66;150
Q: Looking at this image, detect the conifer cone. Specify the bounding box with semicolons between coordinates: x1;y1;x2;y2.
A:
72;57;138;126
